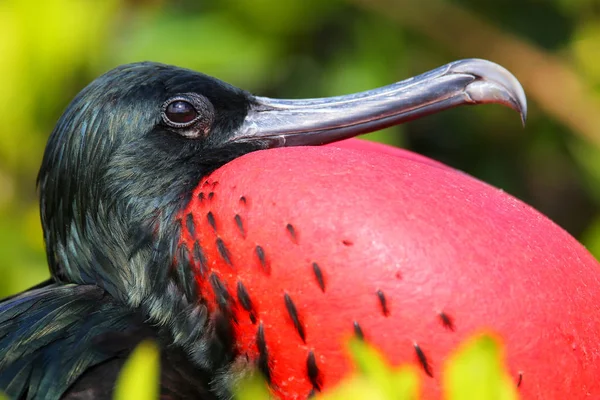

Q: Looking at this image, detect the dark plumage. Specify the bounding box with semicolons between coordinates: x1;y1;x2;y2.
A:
0;283;216;399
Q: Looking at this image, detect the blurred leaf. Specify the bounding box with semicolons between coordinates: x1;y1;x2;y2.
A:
580;215;600;258
572;19;600;86
114;340;160;400
0;170;15;211
0;0;119;172
342;339;420;399
234;374;273;400
444;333;518;400
320;377;394;400
0;216;48;296
569;138;600;205
110;11;281;88
556;0;600;17
22;205;45;252
222;0;342;35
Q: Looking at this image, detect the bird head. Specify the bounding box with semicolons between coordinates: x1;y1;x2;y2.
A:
38;63;261;303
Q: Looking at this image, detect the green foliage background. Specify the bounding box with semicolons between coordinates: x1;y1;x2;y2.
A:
1;0;600;296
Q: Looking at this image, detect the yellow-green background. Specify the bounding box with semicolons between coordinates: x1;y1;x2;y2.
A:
1;0;600;296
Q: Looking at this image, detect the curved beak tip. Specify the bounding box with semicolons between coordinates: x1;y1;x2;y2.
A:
451;58;527;126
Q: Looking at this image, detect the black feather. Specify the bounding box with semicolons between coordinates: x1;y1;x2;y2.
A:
0;284;137;399
0;284;221;399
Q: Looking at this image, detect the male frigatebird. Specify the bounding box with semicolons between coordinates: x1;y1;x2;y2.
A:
1;58;600;400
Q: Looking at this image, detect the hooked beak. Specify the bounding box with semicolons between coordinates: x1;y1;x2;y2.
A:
229;58;526;148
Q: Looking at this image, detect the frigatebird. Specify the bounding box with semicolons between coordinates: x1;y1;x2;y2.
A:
2;58;600;400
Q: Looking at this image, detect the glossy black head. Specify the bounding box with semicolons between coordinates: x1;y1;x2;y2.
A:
39;62;266;302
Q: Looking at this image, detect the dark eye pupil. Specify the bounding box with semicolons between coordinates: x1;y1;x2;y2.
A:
165;100;197;124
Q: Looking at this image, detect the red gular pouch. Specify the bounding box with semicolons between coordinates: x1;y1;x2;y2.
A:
178;139;600;400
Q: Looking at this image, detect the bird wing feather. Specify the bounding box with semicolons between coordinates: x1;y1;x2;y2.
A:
0;283;219;400
0;283;140;400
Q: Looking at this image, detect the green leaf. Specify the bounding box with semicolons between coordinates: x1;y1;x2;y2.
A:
114;340;160;400
340;338;419;400
444;334;518;400
234;374;273;400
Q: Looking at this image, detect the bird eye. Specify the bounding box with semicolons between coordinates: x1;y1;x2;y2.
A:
161;94;215;137
163;100;199;126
